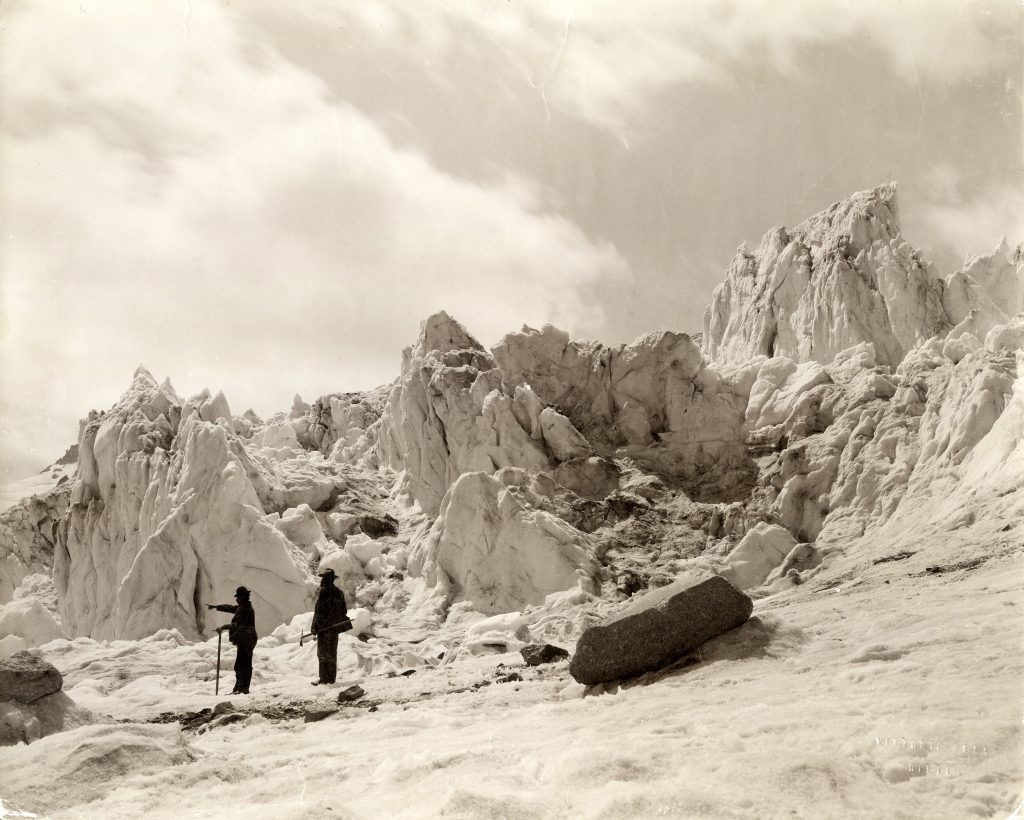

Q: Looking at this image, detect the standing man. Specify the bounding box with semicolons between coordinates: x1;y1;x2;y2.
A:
311;569;348;686
208;586;258;695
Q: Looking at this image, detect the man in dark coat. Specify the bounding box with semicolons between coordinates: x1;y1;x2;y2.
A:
208;586;258;695
311;569;348;685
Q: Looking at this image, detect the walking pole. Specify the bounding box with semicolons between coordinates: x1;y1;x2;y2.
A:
215;628;223;696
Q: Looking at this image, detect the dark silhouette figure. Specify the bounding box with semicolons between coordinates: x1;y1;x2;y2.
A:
311;569;347;685
208;586;258;695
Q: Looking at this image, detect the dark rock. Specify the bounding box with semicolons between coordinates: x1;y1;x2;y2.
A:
357;514;398;539
196;711;249;734
569;575;753;685
616;570;645;597
0;652;63;704
304;708;338;723
337;685;366;703
520;644;570;666
211;701;234;717
180;708;213;731
873;550;917;565
495;672;523;684
56;443;80;465
604;491;651;524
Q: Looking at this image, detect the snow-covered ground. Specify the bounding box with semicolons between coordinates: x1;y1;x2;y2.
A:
0;465;72;514
2;521;1020;819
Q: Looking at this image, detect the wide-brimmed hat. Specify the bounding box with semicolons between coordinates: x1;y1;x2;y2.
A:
317;569;336;579
234;586;251;597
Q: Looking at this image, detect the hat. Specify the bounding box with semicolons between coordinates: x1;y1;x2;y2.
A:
234;586;250;597
317;569;336;579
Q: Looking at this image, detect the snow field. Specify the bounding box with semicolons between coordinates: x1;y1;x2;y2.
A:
2;545;1019;819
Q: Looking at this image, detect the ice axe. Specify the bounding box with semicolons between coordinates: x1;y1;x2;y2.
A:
215;627;223;696
299;619;352;646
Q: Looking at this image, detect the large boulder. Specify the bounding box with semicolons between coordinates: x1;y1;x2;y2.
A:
569;575;753;685
0;651;62;704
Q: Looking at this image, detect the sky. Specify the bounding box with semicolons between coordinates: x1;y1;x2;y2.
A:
1;0;1021;481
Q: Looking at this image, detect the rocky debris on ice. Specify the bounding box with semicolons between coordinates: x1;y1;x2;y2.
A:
703;184;951;368
569;575;753;685
357;513;399;538
552;456;621;502
409;471;600;616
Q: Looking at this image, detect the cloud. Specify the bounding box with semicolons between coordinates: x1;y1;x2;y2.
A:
917;176;1024;269
281;0;1021;132
0;1;628;479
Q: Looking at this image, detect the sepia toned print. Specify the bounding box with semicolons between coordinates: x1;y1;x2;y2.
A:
0;2;1021;818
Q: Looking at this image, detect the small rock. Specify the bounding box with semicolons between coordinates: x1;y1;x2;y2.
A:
337;685;366;703
616;570;645;597
520;644;570;666
0;651;63;704
495;672;523;684
212;712;247;728
304;709;337;723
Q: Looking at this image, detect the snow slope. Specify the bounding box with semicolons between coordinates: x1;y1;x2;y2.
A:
0;528;1018;818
